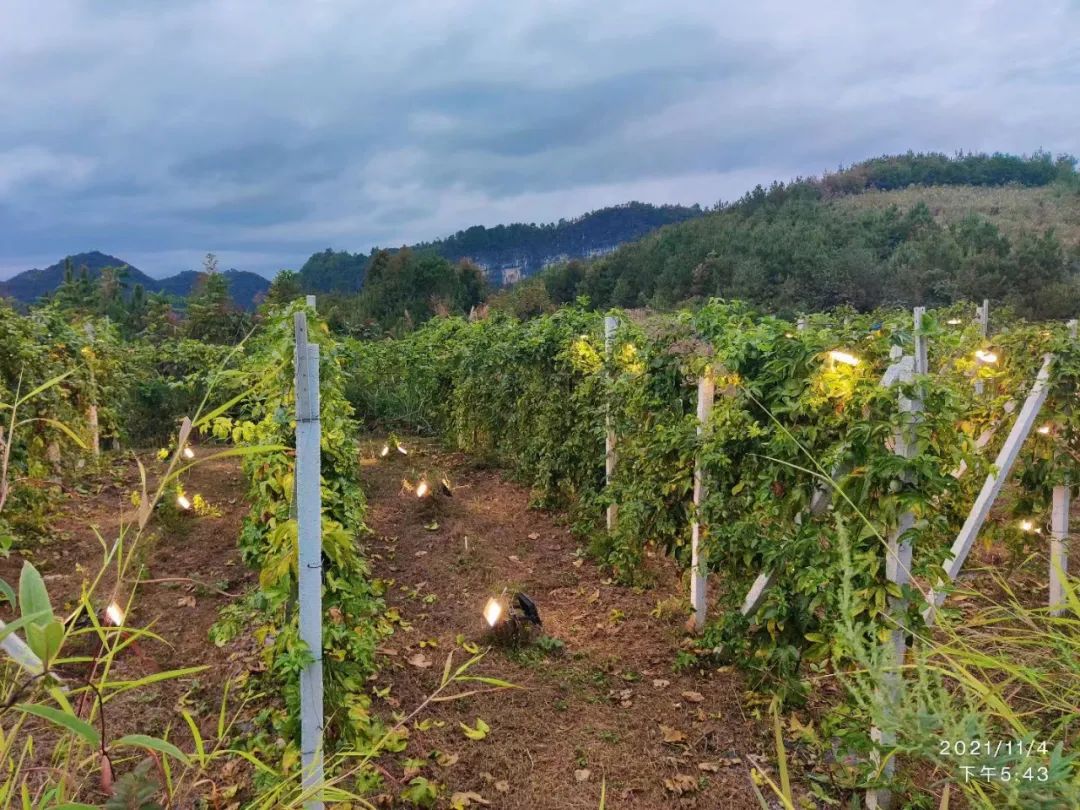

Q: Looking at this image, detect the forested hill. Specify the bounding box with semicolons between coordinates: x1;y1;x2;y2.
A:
0;251;270;309
297;201;703;292
520;151;1080;320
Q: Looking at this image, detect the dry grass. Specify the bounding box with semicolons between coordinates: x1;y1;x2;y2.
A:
832;185;1080;248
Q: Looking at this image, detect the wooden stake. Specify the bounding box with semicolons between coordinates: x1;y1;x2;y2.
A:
690;373;714;632
294;312;324;810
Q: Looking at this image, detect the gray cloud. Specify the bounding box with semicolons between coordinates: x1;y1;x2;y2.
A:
0;0;1077;279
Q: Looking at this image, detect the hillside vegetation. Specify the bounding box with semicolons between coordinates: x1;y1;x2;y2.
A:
297;201;702;292
504;151;1080;320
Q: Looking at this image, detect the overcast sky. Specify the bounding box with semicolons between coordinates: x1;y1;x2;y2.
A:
1;1;1077;279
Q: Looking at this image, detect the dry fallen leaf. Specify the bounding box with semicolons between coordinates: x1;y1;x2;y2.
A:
572;558;584;568
177;595;196;608
407;653;433;669
527;532;540;540
682;690;705;703
436;751;459;768
663;774;698;795
450;791;490;808
587;589;600;604
494;780;510;794
652;679;670;689
697;762;720;772
574;768;591;782
660;725;686;744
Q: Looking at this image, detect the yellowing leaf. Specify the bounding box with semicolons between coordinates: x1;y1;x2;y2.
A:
459;718;490;741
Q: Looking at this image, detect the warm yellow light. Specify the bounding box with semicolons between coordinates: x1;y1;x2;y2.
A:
946;318;962;325
416;480;430;498
182;446;195;460
379;445;390;457
1019;519;1034;533
828;350;860;367
397;444;408;455
974;349;998;364
1037;424;1052;435
105;601;125;626
483;597;503;628
177;494;192;510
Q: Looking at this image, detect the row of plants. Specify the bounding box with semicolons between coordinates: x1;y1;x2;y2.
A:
207;303;392;788
345;299;1080;806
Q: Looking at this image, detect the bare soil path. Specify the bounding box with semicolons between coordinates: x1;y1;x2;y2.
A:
361;437;778;810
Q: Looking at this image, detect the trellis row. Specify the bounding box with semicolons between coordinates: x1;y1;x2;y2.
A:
600;309;1072;628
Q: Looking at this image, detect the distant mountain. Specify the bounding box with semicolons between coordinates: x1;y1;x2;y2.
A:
0;251;157;301
153;269;270;310
0;251;270;309
298;201;704;292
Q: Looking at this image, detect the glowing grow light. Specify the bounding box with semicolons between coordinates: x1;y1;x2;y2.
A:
946;318;963;325
483;597;503;628
974;349;998;364
416;480;430;498
1037;424;1052;435
397;444;408;455
105;601;125;626
828;350;860;367
1019;519;1036;533
177;494;192;510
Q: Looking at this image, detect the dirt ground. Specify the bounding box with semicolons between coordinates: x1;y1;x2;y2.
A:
359;437;780;810
0;450;254;802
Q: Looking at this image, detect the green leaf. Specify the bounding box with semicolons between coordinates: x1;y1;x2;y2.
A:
16;369;74;407
113;733;190;764
15;703;100;747
18;562;53;625
0;610;51;645
0;577;15;608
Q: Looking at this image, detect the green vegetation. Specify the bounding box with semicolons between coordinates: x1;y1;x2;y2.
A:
347;299;1080;807
501;152;1080;319
296;202;703;293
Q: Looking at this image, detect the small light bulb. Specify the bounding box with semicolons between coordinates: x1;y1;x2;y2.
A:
974;349;998;364
483;597;503;628
1037;424;1051;435
177;494;192;510
416;480;429;498
379;445;390;457
946;318;962;325
828;350;860;367
397;444;408;455
105;601;125;626
1019;519;1034;533
182;446;195;460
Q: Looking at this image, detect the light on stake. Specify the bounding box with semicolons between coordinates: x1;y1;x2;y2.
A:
828;350;860;367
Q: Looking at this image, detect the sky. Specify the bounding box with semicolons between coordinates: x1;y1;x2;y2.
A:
1;1;1078;280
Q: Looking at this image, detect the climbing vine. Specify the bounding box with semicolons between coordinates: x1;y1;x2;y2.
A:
209;303;388;773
